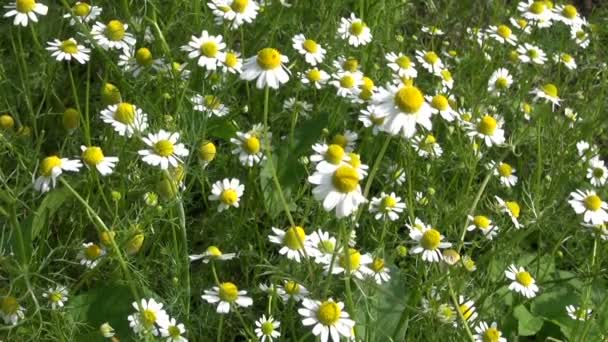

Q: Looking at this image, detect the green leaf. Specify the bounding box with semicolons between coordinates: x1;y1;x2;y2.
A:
513;304;544;336
30;187;70;239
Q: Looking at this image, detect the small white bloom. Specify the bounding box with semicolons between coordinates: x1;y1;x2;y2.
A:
138;130;189;170
505;264;539;298
208;178;244;212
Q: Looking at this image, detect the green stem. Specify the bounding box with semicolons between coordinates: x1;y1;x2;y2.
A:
457;170;492;252
447;272;476;342
579;238;598;340
234;308;256;340
340;224;357;337
362;135;391;199
68;64;90;145
216;315;224;342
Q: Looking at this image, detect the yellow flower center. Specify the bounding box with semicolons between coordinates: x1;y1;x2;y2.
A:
381;196;397;211
343;58;358;72
339;75;356;89
136;48;153;66
302;39;318;53
370;113;385;125
317;301;341;326
168;325;181;338
257;48;282;70
371;258;385;272
394;86;425;114
243;136;261;154
102;83;121;105
41;156;62;177
347;153;361;169
527;48;539;59
497;25;512;38
142;309;157;326
483;327;501;342
506;201;521;218
73;2;91;16
543;0;554;9
99;231;115;247
424;134;436;146
396;56;411;69
576;30;586;39
473;215;491;229
517;19;528;29
431;95;449;111
339;248;361;271
440;69;452;81
261;321;275;335
562;54;573;63
200;41;219;58
154;140;175;157
198;140;216;162
495;77;509;89
204;95;221;110
498;163;513;177
50;291;62;303
224;52;238;67
16;0;36;13
220;189;238;205
318;240;335;254
516;271;533;286
478;115;497;136
350;21;365;36
332;134;348;148
361;77;374;91
1;297;18;314
562;4;577;18
522;103;532;114
60;40;78;54
423;51;439;64
283;226;306;250
218;282;239;302
542;83;558;98
230;0;249;13
307;69;322;82
584;195;602;211
332;166;359;193
82;146;105;166
85;244;102;260
420;229;441;250
207;245;222;257
105;20;126;41
324;144;345;165
284;281;300;295
114;102;135;124
459;303;475;321
593;168;604;178
530;1;546;14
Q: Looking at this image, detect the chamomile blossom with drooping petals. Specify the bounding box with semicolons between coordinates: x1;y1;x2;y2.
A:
283;98;313;118
221;50;243;73
587;157;607;187
437;69;454;91
487;24;518;45
474;321;506;342
189;245;237;263
208;178;244;212
201;282;253;314
571;27;590;49
385;52;418;79
331;130;359;153
241;48;290;89
466;114;505;147
531;83;561;111
325;248;373;280
505;264;539;298
231;125;268;167
359;105;387;135
159;318;187;342
91;20;136;51
566;305;592;321
298;298;355;342
118;47;163;77
553;4;583;28
3;0;48;27
207;0;259;30
46;38;90;64
412;133;443;158
63;2;101;25
510;16;532;34
181;30;226;71
568;190;608;225
368;257;391;284
127;298;170;337
308;229;337;264
372;83;433;138
100;102;149;138
255;315;281;342
458;296;478;323
487;68;513;95
77;242;105;269
268;226;313;262
300;67;330;89
277;280;310;303
409;226;452;262
488;161;518;187
517;43;547;65
308;164;367;218
427;93;458;122
80;146;118;176
518;0;554;28
554;52;577;70
337;13;372;47
191;94;229;117
369;192;405;221
42;286;68;310
495;196;523;229
139;130;189;170
0;296;25;325
292;34;326;66
415;50;444;74
467;215;499;240
34;155;82;193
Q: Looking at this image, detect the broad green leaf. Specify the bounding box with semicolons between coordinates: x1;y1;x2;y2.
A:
30;187;70;239
513;304;544;336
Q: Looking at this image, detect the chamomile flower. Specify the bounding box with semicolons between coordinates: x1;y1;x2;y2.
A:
100;102;149;138
368;257;391;284
412;133;443;158
518;0;554;28
255;315;281;342
385;52;418;79
489;161;518;187
325;247;372;280
3;0;48;27
436;303;457;324
571;27;590;49
159;318;187;342
63;2;101;25
564;107;580;128
201;282;253;314
554;53;577;70
78;242;105;269
190;245;237;263
207;0;259;30
118;47;163;77
428;93;458;122
372;83;433;138
505;264;539;298
80;146;118;176
421;25;445;36
415;50;444;74
208;178;244;212
33;155;82;193
474;321;506;342
241;48;290;89
531;83;561;110
487;68;513;95
300;67;330;89
409;226;452;262
181;31;226;71
42;286;68;310
487;24;518;45
566;305;592;321
338;13;372;47
587;157;607;187
0;296;25;325
283;98;313;117
127;298;170;337
466;114;505;147
568;190;608;225
466;215;499;240
437;69;454;91
191;94;229;117
495;196;523;229
46;38;90;64
359;105;387;135
554;4;583;28
231;125;268;167
308;229;337;264
91;20;136;51
278;280;310;303
331;131;358;153
292;34;326;66
510;17;532;34
310;143;351;174
369;192;405;221
308;164;366;218
269;226;313;262
458;296;478;323
331;71;363;98
333;56;361;74
517;43;547;65
576;141;592;158
139;130;189;170
221;50;243;73
298;298;355;342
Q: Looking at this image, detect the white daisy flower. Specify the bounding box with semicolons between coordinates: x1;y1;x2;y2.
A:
277;280;310;303
127;298;170;337
488;161;518;187
466;215;499;240
189;245;237;263
42;286;68;310
118;47;163;77
100;102;149;138
230;125;268;167
80;146;119;176
298;298;355;342
325;247;373;280
331;130;358;153
309;143;351;174
359;105;387;135
576;141;591;158
409;226;452;262
283;97;313;117
308;164;367;218
207;0;259;30
571;27;590;49
465;114;505;147
415;50;444;74
412;133;443;158
46;38;90;64
201;282;253;314
337;13;372;47
427;93;458;122
221;50;243;74
385;52;418;79
292;34;326;66
138;130;189;170
510;17;533;34
307;229;337;265
255;315;281;342
495;196;523;229
332;56;361;74
436;69;454;91
300;67;330;89
3;0;47;27
372;83;433;138
368;257;391;284
568;190;608;225
77;242;105;269
33;155;82;193
505;264;539;298
181;30;226;71
458;296;478;323
564;107;580;128
531;83;561;111
0;296;25;325
208;178;244;212
241;48;290;89
405;217;430;234
566;305;592;321
369;192;405;221
330;71;363;99
191;94;229;117
268;226;314;262
474;321;506;342
553;53;577;70
63;2;102;25
486;24;518;45
587;156;607;187
518;0;554;28
517;43;547;65
91;20;136;52
421;25;445;35
553;4;583;28
487;68;513;95
159;317;187;342
386;165;406;186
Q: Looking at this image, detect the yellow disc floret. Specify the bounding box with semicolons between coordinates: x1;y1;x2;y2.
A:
394;86;424;114
243;136;261;154
73;2;91;16
473;215;491;229
516;271;533;286
483;327;501;342
16;0;36;13
105;20;126;41
218;282;239;302
198;140;216;162
497;163;513;177
542;83;558;98
136;48;154;66
584;194;602;211
200;41;219;58
324;144;345;164
82;146;105;166
431;95;449;111
562;4;577;19
283;226;306;250
339;248;361;270
350;21;365;35
60;40;78;54
497;25;512;38
114;102;135;124
1;296;19;315
530;1;546;14
257;48;281;70
0;114;15;130
302;39;318;53
307;69;322;82
40;156;62;177
478;115;497;136
230;0;249;13
85;244;102;260
317;301;341;326
154;140;174;157
506;201;521;218
423;51;439;64
396;56;411;69
220;189;238;205
332;166;359;193
420;229;441;250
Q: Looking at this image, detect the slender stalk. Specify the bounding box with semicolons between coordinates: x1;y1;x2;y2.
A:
68;64;90;145
234;308;257;340
457;170;492;252
362;135;391;199
447;272;476;342
216;315;224;342
579;238;598;340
